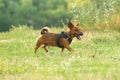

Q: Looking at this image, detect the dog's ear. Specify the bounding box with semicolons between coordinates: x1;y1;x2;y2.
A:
68;21;74;29
76;23;79;26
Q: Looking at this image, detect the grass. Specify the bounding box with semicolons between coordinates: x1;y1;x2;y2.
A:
0;26;120;80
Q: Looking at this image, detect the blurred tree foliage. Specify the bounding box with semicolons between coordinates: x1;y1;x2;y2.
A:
70;0;120;29
0;0;120;32
0;0;72;32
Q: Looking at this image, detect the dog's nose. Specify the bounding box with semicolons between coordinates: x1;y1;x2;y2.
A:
80;32;83;36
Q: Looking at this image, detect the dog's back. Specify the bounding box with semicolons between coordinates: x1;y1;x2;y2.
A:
38;27;58;46
39;33;58;46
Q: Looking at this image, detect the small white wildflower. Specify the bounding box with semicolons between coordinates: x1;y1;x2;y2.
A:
77;56;80;59
34;62;39;67
71;56;75;59
69;58;73;62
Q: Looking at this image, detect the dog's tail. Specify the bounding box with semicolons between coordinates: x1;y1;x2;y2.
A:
40;27;50;34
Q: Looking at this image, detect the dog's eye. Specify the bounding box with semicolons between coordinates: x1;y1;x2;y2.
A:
75;29;79;32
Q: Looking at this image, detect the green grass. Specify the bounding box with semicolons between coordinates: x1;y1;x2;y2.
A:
0;26;120;80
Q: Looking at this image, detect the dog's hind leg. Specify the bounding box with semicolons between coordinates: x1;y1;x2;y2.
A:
34;42;42;54
43;45;48;52
61;48;65;52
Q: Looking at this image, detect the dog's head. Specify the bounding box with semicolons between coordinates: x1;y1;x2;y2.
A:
68;21;83;40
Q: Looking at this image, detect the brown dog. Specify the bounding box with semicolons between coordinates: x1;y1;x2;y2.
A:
34;21;83;53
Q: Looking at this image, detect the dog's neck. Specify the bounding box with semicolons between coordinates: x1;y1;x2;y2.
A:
65;31;74;39
56;31;72;48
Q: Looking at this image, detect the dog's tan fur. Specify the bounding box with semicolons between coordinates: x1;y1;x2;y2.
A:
34;21;83;53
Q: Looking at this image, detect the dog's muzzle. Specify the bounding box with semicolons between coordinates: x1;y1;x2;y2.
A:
75;32;83;40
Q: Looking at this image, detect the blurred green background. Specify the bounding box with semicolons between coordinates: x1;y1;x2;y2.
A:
0;0;120;32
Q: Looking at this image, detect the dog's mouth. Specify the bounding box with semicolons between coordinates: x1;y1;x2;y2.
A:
76;35;81;40
75;33;83;40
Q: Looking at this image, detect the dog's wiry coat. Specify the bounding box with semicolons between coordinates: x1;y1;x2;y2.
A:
34;21;83;53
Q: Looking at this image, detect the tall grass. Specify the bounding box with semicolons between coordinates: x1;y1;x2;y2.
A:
0;26;120;80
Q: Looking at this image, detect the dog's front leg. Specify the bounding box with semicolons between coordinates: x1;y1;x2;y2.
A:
61;48;64;52
65;45;73;52
60;38;73;52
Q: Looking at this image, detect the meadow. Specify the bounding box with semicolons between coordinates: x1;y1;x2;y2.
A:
0;26;120;80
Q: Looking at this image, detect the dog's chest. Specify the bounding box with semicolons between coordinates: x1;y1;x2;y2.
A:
56;32;72;48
